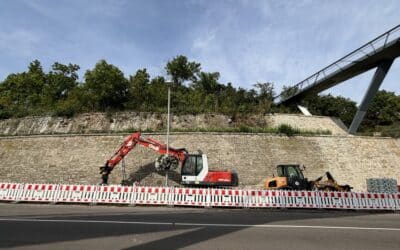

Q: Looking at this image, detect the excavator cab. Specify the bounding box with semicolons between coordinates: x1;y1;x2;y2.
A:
181;154;204;176
180;154;238;186
265;164;311;190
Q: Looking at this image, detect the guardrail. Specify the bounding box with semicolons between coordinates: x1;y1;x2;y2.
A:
1;182;399;210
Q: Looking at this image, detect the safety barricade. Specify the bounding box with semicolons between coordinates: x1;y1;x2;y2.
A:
208;188;244;207
56;184;96;203
282;191;319;208
395;193;400;210
95;185;133;204
172;187;208;207
1;182;400;211
246;190;283;208
19;183;59;203
132;186;170;206
337;192;358;209
318;191;351;209
378;193;398;210
0;183;24;201
352;192;396;210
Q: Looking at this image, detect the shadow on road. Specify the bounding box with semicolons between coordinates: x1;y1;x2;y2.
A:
0;204;394;249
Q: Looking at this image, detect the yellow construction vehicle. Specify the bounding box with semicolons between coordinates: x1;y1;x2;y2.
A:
264;164;352;191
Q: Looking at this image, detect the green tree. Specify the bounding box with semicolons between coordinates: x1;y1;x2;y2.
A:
254;82;275;113
165;55;201;86
83;60;129;111
193;72;221;93
146;76;168;112
218;83;237;114
303;94;357;126
44;62;80;109
126;68;150;110
0;60;46;116
280;85;299;100
364;90;400;126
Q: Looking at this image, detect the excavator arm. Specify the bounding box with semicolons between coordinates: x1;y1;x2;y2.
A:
100;131;188;185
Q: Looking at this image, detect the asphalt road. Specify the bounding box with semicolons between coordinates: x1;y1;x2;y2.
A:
0;203;399;250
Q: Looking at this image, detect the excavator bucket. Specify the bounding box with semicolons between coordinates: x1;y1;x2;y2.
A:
155;155;180;171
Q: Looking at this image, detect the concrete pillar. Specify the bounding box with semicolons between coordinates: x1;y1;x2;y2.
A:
348;60;394;134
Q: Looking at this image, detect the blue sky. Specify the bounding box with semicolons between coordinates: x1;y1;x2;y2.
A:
0;0;399;103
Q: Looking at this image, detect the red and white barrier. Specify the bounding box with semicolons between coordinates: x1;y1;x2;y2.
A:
56;184;96;203
209;189;244;207
246;190;283;208
20;183;58;203
0;182;399;211
95;185;133;204
133;186;171;206
282;191;319;209
395;193;400;208
173;187;208;207
0;183;24;201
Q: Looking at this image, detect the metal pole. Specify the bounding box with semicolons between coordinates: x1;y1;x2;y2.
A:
165;87;171;186
348;60;393;134
166;87;170;154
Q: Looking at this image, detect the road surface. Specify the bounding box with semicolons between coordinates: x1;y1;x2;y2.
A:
0;203;399;249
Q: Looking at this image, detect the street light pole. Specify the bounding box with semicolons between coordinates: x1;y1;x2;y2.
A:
165;87;171;186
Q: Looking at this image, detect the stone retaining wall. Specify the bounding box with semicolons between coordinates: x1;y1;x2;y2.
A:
0;133;398;191
0;113;348;135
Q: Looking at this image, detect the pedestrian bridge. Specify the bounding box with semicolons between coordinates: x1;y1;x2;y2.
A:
274;25;400;133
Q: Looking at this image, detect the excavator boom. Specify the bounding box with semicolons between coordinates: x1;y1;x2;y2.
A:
100;131;187;185
100;131;238;187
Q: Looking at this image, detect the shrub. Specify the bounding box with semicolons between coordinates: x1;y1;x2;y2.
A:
277;124;299;136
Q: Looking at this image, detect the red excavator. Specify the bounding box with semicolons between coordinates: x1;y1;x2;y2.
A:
99;131;238;187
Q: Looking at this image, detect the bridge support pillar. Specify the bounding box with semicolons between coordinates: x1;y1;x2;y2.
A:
348;60;394;134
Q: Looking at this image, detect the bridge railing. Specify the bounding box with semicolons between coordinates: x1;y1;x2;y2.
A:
274;25;400;104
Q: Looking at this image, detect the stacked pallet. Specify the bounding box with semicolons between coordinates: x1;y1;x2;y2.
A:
367;178;398;193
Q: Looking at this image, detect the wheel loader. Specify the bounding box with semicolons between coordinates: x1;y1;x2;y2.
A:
264;164;352;191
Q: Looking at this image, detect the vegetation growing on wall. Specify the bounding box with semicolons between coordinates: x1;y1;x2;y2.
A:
0;55;399;135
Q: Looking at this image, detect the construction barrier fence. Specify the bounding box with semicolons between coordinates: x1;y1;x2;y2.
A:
0;182;399;210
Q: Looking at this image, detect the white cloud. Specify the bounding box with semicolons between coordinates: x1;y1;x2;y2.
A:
0;0;398;103
187;0;400;101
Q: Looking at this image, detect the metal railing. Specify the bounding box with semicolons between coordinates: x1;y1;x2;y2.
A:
275;24;400;104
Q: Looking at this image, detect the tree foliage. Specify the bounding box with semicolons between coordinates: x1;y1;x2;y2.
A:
84;60;129;111
165;55;200;86
364;90;400;126
0;56;399;136
302;94;357;126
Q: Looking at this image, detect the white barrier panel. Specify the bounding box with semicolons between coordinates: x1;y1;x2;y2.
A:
246;190;283;208
56;184;95;203
395;193;400;209
20;183;59;203
133;186;170;206
0;183;24;201
358;192;395;210
173;187;208;207
209;189;244;207
378;193;397;210
95;185;133;204
0;182;399;211
318;192;346;209
283;191;319;208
